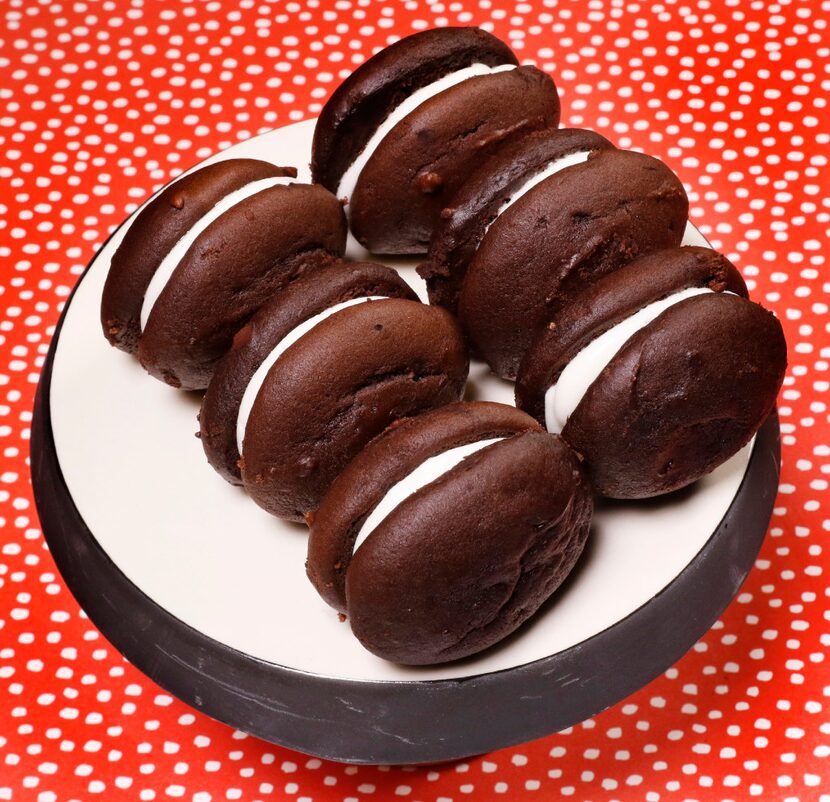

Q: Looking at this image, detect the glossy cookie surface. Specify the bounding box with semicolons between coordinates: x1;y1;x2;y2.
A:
240;297;469;521
562;292;786;497
101;158;292;354
458;148;689;379
419;127;615;313
101;158;347;389
516;247;750;422
311;27;560;254
517;247;785;497
311;27;517;191
200;261;417;485
308;402;593;665
348;65;560;254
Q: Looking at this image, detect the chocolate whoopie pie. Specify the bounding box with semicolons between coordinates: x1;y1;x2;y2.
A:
516;246;788;498
200;260;419;486
306;401;593;665
418;127;616;313
202;268;469;521
457;148;690;379
311;27;560;254
101;158;347;390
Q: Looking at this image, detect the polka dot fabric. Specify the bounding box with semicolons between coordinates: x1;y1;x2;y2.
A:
1;0;828;799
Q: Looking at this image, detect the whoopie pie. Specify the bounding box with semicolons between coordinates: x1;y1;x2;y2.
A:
418;127;616;314
311;27;561;254
306;401;593;665
456;147;690;379
516;246;788;498
101;158;347;390
201;260;418;486
201;263;469;521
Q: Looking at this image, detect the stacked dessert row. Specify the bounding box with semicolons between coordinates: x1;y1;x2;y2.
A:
100;27;786;665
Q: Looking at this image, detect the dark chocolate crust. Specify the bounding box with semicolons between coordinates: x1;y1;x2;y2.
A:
349;66;560;254
240;299;469;521
418;128;615;313
311;27;517;192
458;148;690;379
101;159;294;353
137;182;348;390
338;424;592;665
562;293;787;498
516;247;750;423
307;401;544;612
200;262;418;485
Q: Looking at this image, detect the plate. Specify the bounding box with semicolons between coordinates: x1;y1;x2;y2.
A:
31;119;780;764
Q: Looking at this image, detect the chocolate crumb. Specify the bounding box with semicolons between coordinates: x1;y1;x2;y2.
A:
417;171;443;194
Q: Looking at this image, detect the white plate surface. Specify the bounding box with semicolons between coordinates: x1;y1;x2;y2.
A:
50;119;751;682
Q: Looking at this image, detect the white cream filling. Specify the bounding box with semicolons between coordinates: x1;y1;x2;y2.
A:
235;295;388;455
139;175;297;331
335;62;517;205
484;149;593;235
544;287;719;434
352;437;504;555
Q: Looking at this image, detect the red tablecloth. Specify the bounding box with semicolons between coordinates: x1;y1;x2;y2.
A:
1;1;827;799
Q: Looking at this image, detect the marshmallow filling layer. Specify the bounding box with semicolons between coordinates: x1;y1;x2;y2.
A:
545;287;718;434
235;296;388;454
335;63;517;204
139;175;297;331
352;437;505;555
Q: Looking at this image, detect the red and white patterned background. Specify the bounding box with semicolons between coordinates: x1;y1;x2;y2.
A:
1;0;828;799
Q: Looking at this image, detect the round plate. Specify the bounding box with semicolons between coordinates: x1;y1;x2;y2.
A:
31;119;780;764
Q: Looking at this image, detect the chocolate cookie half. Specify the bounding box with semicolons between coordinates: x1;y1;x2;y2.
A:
311;27;560;254
458;148;690;379
418;127;616;314
207;280;468;521
516;247;787;498
101;158;348;390
200;261;418;486
306;401;593;665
